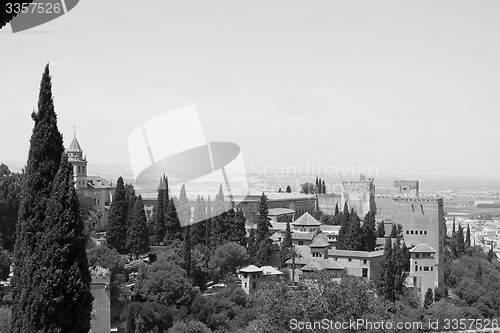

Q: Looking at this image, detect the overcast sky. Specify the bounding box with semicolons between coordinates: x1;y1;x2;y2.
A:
1;1;499;180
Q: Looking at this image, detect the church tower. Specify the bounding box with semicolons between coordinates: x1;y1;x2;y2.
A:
67;130;88;189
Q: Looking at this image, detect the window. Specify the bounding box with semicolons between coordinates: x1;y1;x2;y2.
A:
243;273;247;279
252;274;255;279
423;266;429;271
420;230;423;235
424;231;427;235
406;230;409;234
334;258;337;261
363;260;367;265
411;230;414;234
362;268;368;278
415;265;418;271
415;254;419;259
244;283;247;288
348;259;352;262
252;282;256;289
431;267;433;271
299;241;304;245
420;266;422;271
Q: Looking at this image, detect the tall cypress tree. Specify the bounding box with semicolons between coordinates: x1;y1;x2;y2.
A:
106;177;128;253
12;64;65;333
191;195;207;245
362;210;377;251
280;222;292;268
231;208;247;247
465;224;471;248
255;193;271;245
376;221;385;238
334;202;340;216
452;217;456;238
285;185;291;193
247;229;257;262
337;203;351;250
322;180;326;194
154;179;166;245
346;212;363;250
165;198;182;242
177;184;191;227
456;223;465;255
127;195;150;259
205;196;212;249
33;154;93;332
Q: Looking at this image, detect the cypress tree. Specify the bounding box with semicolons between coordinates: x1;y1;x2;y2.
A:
106;177;128;253
362;211;377;251
0;165;24;252
12;64;65;333
376;221;385;238
191;195;207;245
315;176;319;189
322;180;326;194
487;243;495;263
466;224;471;248
125;184;136;230
177;184;191;227
285;185;291;193
255;238;271;267
183;225;192;278
423;288;434;309
278;187;282;193
154;187;166;245
127;195;150;259
346;212;363;251
456;223;465;255
165;198;182;242
452;218;456;238
247;229;257;262
389;223;397;238
337;203;351;250
255;193;271;245
334;203;339;216
231;208;247;246
33;154;93;332
380;237;395;302
205;196;212;249
280;222;292;268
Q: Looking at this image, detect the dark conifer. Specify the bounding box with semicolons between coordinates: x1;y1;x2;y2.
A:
362;211;377;251
423;288;434;309
231;208;247;246
334;203;340;216
322;180;326;194
191;195;207;245
154;186;166;245
183;225;192;278
466;224;471;248
205;196;212;249
106;177;128;253
247;229;257;262
127;195;150;259
177;184;191;227
456;223;465;255
376;221;385;238
280;222;293;268
32;154;93;332
389;223;397;238
165;198;182;242
12;64;65;332
255;193;271;245
285;185;291;193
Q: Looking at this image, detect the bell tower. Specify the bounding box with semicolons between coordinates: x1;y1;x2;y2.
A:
67;127;88;189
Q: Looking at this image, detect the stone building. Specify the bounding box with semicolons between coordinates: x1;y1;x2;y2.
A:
341;174;376;217
408;244;438;303
67;134;115;232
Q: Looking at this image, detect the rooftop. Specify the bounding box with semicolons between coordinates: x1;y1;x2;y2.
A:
409;244;436;253
260;266;283;276
239;265;263;273
67;137;83;153
291;232;316;241
310;234;330;247
285;257;309;265
268;208;295;216
301;259;345;271
319;225;340;233
327;249;385;258
292;212;321;226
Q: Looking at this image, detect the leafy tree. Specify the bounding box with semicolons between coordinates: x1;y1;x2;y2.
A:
287;246;301;283
299;182;317;194
285;185;291;193
31;154;93;332
154;183;166;245
319;213;335;225
230;208;248;247
191;244;210;291
209;242;248;279
11;64;65;333
127;195;150;259
424;288;434;309
107;177;128;253
135;260;196;308
376;221;385;237
475;263;483;284
0;246;11;281
168;320;211;333
124;302;174;333
87;245;125;273
280;222;292;268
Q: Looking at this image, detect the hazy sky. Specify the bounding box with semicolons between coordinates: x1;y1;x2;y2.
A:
1;1;500;180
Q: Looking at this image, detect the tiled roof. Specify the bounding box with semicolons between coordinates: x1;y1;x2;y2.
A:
310;234;330;247
268;208;295;216
67;137;83;152
301;259;344;271
270;222;288;231
319;225;341;233
260;266;283;276
409;244;436;253
292;212;320;226
291;232;316;241
239;265;262;273
327;249;385;258
270;232;282;242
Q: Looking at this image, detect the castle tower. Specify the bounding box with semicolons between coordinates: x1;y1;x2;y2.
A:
67;130;88;189
341;174;376;216
394;180;419;198
409;244;438;304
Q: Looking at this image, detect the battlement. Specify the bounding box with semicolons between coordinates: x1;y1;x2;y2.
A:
375;195;441;203
394;180;419;198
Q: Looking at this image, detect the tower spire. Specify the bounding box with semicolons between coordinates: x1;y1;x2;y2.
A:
73;125;76;138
